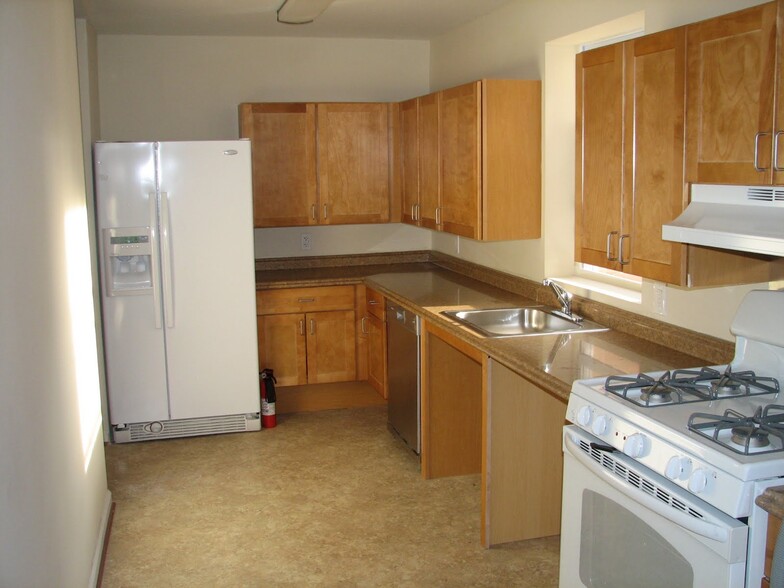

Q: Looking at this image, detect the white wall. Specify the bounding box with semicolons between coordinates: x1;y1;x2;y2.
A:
0;1;110;586
429;0;773;341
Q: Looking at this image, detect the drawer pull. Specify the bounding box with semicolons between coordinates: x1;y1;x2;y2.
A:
297;297;315;303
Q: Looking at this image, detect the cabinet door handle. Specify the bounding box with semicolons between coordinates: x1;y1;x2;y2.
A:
606;231;619;262
774;131;784;172
755;131;771;172
368;299;378;306
310;318;315;336
411;204;417;221
619;234;630;265
299;319;305;336
311;204;317;221
435;206;441;226
361;316;368;334
416;203;420;221
323;204;328;220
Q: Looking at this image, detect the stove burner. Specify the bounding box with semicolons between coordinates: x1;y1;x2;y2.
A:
639;386;673;405
688;405;784;455
710;380;744;397
730;425;771;449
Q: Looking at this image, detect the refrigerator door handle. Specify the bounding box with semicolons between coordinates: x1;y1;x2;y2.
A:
160;191;175;328
149;192;163;329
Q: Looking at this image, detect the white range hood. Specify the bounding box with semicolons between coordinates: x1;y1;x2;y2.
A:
662;184;784;257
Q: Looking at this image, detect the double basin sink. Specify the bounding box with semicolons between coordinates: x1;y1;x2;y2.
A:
441;306;608;338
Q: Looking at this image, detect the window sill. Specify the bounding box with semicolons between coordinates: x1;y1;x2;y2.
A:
550;276;642;305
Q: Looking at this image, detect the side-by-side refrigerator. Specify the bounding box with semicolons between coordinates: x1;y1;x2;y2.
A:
94;140;261;442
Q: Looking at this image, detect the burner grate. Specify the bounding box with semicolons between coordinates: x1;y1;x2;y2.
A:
604;366;780;407
688;405;784;455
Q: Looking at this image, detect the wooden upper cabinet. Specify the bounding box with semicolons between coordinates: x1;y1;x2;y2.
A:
623;29;687;284
238;103;317;227
575;44;624;271
317;103;390;225
685;1;778;185
576;29;687;284
440;82;482;238
418;92;441;231
239;101;391;227
400;98;419;225
401;79;541;241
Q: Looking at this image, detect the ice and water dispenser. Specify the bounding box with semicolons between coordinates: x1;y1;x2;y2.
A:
103;227;154;296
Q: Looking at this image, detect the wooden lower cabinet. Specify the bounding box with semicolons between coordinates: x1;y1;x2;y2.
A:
366;313;386;397
762;513;783;587
256;286;357;386
258;310;356;386
484;359;565;546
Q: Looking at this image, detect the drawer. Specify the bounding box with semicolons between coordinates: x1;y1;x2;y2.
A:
257;285;355;315
366;287;385;320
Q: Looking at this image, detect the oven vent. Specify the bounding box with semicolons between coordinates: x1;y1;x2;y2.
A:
580;439;706;521
746;186;784;203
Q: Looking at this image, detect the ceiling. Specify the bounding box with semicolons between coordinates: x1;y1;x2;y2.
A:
73;0;514;39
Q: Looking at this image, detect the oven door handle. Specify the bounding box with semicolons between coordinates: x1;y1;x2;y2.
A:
564;432;730;543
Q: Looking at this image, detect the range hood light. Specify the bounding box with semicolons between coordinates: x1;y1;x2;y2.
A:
276;0;336;25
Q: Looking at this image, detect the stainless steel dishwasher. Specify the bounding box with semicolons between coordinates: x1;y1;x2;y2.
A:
385;301;420;454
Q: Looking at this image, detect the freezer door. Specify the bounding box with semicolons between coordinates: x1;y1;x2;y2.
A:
94;142;170;424
157;141;260;419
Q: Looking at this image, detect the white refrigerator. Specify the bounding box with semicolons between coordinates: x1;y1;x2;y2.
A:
94;140;261;442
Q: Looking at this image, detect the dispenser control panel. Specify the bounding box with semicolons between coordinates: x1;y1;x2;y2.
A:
103;227;154;296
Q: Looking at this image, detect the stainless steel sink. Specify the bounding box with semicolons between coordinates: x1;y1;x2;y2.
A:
441;306;609;338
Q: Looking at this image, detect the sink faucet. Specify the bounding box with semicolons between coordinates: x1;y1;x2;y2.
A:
543;279;582;323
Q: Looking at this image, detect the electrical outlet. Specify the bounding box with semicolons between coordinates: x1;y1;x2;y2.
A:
300;233;312;251
652;282;667;316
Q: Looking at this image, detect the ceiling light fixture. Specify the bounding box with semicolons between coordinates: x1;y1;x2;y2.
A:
276;0;336;25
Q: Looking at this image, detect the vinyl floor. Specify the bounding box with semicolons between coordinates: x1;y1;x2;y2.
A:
101;396;559;587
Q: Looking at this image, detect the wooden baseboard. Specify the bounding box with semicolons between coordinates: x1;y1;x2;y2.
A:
276;380;386;414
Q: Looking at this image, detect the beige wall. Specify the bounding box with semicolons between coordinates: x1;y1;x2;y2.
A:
429;0;772;341
96;33;432;264
1;1;110;585
97;34;430;141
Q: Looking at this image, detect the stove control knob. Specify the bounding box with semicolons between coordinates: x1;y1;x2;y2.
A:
688;469;709;494
591;415;608;436
576;406;592;427
623;433;647;458
665;456;692;480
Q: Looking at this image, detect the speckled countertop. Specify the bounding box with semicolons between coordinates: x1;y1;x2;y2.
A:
756;486;784;519
256;254;729;404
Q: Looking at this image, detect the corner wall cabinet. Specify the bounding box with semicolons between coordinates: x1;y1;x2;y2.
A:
239;102;391;228
256;286;357;386
576;29;687;284
400;79;542;241
685;1;781;185
576;3;784;287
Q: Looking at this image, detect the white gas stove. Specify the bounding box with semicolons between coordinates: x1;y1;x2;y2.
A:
560;289;784;588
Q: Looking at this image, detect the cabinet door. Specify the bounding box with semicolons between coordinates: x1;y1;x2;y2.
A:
306;310;357;384
419;92;440;231
623;28;687;284
575;44;624;271
400;98;419;226
317;103;390;225
238;103;317;227
367;314;386;397
685;2;777;185
258;313;307;387
440;82;481;239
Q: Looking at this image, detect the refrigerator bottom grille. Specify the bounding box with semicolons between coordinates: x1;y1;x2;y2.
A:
112;413;261;443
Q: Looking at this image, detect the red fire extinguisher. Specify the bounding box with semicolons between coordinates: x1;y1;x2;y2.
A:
260;368;277;428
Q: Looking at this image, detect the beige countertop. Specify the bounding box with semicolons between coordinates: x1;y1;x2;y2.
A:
756;486;784;519
257;260;713;403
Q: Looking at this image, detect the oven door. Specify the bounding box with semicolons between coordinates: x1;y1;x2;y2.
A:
560;426;748;588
